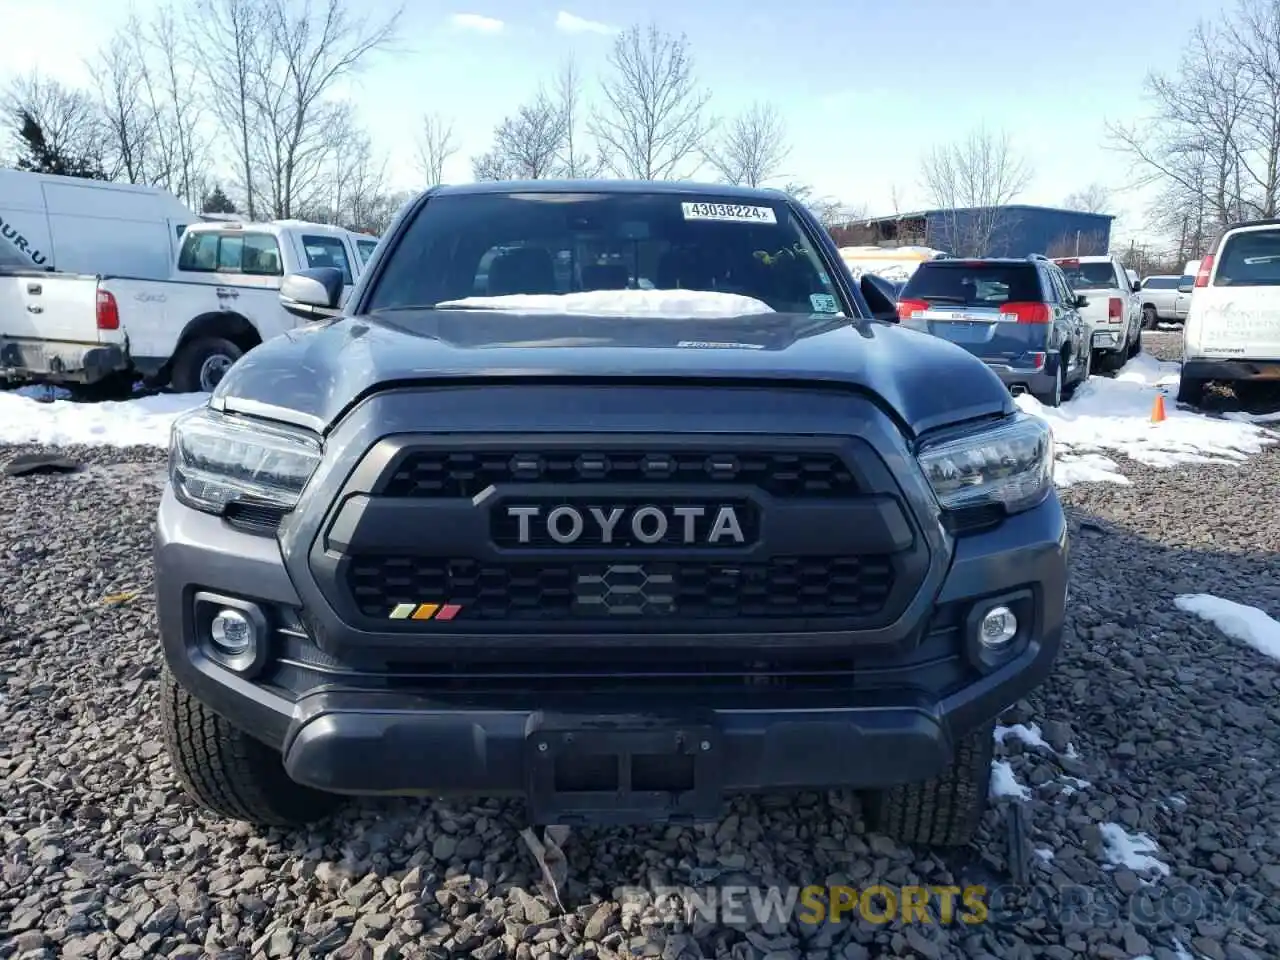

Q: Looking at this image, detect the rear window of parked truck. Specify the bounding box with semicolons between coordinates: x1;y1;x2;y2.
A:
1213;229;1280;286
901;263;1042;305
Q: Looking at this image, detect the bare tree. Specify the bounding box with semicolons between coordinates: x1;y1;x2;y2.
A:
4;71;105;170
919;125;1033;255
417;112;457;187
1063;182;1113;213
589;22;714;180
472;93;569;181
552;57;603;178
93;29;154;183
1107;16;1257;233
304;127;396;232
703;101;789;187
192;0;273;217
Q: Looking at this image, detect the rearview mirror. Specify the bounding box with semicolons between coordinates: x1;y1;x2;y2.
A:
1074;294;1089;309
280;267;344;320
859;273;900;322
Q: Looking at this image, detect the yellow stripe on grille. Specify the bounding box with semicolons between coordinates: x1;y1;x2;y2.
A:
412;603;440;620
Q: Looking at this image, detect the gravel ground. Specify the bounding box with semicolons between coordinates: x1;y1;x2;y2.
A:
3;333;1280;960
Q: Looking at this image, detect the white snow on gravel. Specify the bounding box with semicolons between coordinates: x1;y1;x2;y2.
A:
1018;352;1277;486
435;289;778;317
0;390;206;447
994;722;1052;751
1174;594;1280;661
1098;823;1170;877
990;760;1031;800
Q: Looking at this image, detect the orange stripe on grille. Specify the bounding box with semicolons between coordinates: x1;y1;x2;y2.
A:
412;603;439;620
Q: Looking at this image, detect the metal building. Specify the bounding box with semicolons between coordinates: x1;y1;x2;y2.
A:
846;205;1115;258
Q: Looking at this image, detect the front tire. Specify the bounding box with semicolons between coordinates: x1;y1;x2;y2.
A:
159;667;338;828
1141;305;1158;330
1176;375;1206;407
863;721;995;847
169;337;245;393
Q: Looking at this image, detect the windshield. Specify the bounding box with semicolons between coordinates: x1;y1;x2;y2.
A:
1056;261;1119;290
1214;229;1280;286
901;263;1041;305
361;192;846;317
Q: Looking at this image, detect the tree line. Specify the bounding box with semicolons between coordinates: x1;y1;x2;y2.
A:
4;0;1135;249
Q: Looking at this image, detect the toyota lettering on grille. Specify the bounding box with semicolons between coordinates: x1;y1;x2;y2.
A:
503;503;747;546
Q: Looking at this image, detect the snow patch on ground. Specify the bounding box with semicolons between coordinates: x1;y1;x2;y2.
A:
1097;823;1170;877
1017;352;1277;485
435;289;777;317
0;390;207;448
1174;594;1280;661
994;723;1052;751
989;760;1031;800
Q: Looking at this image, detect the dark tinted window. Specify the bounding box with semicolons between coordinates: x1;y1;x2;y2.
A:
363;192;846;316
900;262;1042;305
302;234;353;284
1142;277;1176;289
1056;260;1119;290
1214;229;1280;286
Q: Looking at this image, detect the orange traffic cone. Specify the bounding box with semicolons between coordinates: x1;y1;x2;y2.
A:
1151;393;1167;423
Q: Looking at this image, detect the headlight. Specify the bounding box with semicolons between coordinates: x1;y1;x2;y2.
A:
917;414;1054;514
169;406;322;515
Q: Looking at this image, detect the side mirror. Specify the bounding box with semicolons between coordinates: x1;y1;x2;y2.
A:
1177;283;1193;294
859;273;900;322
280;267;344;320
1074;294;1089;309
1131;281;1141;292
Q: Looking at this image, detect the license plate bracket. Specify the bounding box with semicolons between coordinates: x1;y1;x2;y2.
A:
525;716;723;826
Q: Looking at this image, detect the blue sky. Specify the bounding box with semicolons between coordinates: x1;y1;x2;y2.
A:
0;0;1225;241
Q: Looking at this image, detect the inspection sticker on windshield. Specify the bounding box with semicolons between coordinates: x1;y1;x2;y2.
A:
809;293;840;313
682;202;777;224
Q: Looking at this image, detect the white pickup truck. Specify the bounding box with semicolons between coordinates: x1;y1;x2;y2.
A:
0;219;379;393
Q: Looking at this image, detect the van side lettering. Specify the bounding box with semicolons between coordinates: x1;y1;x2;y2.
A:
0;213;48;266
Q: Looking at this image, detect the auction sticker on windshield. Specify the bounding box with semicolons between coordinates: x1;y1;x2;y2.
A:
682;202;777;224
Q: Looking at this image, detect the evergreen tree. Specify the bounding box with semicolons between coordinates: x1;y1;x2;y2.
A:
14;110;107;180
201;185;237;214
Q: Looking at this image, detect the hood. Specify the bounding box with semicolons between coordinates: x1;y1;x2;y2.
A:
212;309;1015;437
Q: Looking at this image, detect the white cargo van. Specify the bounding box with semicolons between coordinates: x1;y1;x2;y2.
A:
0;169;197;279
1180;220;1280;405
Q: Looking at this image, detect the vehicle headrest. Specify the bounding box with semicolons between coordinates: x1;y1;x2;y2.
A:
488;247;557;295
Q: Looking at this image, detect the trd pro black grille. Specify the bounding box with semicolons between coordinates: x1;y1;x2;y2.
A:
346;555;895;622
382;449;858;499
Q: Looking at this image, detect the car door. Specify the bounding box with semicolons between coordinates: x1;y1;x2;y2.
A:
1117;260;1139;339
1052;267;1086;373
1174;274;1194;319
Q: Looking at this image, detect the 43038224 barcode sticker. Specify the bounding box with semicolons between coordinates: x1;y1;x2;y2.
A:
681;201;777;224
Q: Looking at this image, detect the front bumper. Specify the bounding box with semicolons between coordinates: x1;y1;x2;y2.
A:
155;483;1068;824
0;337;129;384
1182;357;1280;382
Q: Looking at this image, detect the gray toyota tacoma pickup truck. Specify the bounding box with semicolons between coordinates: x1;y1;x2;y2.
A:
155;180;1067;848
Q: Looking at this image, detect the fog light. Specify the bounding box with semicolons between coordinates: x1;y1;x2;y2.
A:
978;606;1018;648
210;608;255;656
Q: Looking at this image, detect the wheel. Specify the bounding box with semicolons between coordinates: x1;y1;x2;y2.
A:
1176;375;1206;407
1141;305;1158;330
1065;347;1090;398
863;721;995;847
1033;360;1063;407
169;337;245;393
1128;325;1142;358
159;667;339;827
1094;348;1124;374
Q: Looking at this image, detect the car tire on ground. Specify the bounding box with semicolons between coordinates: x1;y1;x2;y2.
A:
169;337;245;393
863;720;995;847
1128;326;1142;358
1065;347;1090;398
159;667;338;828
1176;376;1206;407
1094;348;1124;374
1033;360;1063;407
1142;305;1158;330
